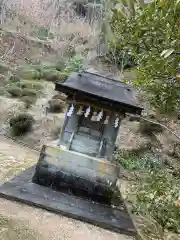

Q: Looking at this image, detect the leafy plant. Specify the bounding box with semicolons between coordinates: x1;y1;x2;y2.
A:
42;69;62;82
114;151;161;170
7;85;23;97
9;75;20;83
37;27;54;40
58;72;71;81
22;88;39;97
134;170;180;233
109;0;180;114
16;67;41;80
64;55;84;73
9;113;34;136
19;80;44;91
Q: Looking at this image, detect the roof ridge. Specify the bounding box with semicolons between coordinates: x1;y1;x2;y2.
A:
81;71;130;89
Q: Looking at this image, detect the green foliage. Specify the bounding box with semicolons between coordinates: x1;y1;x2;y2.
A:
42;69;62;82
114;151;161;170
9;75;20;83
9;113;34;136
7;85;23;97
58;72;71;82
0;87;5;95
16;67;41;80
134;170;180;233
109;0;180;114
22;88;39;97
6;79;42;99
55;61;66;71
40;62;58;70
64;55;84;73
106;46;136;69
19;80;44;91
37;27;54;40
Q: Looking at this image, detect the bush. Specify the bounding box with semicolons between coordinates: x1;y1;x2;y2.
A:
19;80;44;91
37;27;54;40
22;88;39;97
48;99;65;113
64;55;84;73
9;113;34;136
41;62;57;70
42;69;62;82
55;61;66;71
17;67;41;80
7;85;23;97
9;75;20;83
0;87;5;95
58;72;70;82
114;151;160;170
134;170;180;233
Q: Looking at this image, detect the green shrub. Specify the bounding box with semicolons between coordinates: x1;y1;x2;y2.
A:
42;69;62;82
9;113;34;136
58;72;70;82
48;99;65;113
22;88;39;97
41;62;57;70
19;80;44;91
64;55;84;73
17;67;41;79
0;87;5;95
134;170;180;233
55;61;66;71
7;85;23;97
9;75;20;83
37;27;54;40
114;151;161;170
21;96;36;109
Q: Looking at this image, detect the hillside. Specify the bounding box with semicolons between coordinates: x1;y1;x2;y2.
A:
0;1;180;240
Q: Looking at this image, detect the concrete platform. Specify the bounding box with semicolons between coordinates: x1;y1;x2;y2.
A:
0;166;137;237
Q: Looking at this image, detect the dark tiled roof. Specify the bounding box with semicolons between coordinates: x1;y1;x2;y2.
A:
56;71;143;113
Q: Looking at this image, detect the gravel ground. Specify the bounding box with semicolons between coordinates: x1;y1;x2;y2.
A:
0;135;133;240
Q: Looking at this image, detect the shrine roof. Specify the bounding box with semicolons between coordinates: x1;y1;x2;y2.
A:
55;71;143;115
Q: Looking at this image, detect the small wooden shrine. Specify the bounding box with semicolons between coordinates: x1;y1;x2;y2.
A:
55;70;142;159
